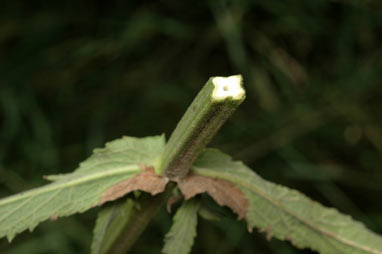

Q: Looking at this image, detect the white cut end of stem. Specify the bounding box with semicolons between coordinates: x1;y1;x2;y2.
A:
212;75;245;101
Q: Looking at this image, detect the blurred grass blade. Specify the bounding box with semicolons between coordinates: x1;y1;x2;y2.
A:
192;149;382;254
91;199;136;254
0;135;165;241
162;199;200;254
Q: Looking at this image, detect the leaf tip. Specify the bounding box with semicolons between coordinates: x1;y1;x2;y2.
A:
50;215;59;221
166;195;183;213
259;227;273;241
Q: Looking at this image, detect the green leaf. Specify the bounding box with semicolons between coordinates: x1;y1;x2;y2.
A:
0;135;165;241
198;205;222;221
91;198;136;254
192;149;382;254
162;199;200;254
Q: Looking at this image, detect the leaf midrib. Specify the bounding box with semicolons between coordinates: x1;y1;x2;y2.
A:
0;164;140;208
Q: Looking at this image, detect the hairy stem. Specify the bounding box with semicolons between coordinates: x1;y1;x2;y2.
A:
103;76;245;253
158;75;245;179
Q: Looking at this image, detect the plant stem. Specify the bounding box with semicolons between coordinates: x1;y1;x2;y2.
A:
105;76;245;252
158;75;245;179
110;183;175;254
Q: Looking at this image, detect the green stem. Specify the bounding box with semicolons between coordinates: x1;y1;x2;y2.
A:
158;75;245;179
98;76;245;253
109;184;175;254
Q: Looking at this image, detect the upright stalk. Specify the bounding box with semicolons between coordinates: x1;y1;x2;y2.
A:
104;75;245;253
158;75;245;179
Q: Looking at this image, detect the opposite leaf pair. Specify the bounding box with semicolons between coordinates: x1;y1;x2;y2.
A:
1;73;382;254
94;135;382;254
1;134;382;254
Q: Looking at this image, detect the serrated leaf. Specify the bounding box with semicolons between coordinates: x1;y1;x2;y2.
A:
0;135;165;241
162;199;200;254
99;166;169;205
192;149;382;254
177;172;248;219
91;199;136;254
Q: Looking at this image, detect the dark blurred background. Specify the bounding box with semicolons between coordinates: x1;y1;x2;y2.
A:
0;0;381;253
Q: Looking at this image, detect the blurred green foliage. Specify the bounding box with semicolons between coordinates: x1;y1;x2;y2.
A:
0;0;381;253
